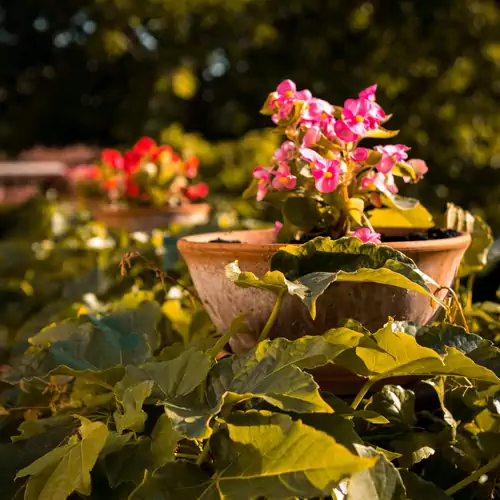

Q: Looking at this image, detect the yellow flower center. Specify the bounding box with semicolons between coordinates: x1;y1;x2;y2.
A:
391;154;398;161
309;161;316;169
320;112;328;120
279;176;289;184
259;178;266;185
355;115;364;123
285;91;294;97
324;171;333;179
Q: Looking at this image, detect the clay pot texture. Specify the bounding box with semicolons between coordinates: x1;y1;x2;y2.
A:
178;228;470;394
90;203;211;232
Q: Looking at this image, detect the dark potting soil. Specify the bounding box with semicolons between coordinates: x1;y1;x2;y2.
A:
208;238;242;244
379;227;461;243
288;227;461;244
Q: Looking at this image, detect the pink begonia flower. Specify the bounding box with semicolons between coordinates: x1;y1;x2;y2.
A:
353;228;381;244
375;145;410;174
334;90;386;142
301;99;337;139
253;165;273;201
273;221;283;238
302;126;322;147
360;172;398;194
273;141;296;161
270;80;312;123
300;148;341;193
271;162;297;190
349;147;370;162
359;85;378;102
407;159;428;181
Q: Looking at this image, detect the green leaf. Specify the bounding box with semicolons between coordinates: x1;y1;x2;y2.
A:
103;300;162;352
225;260;308;297
443;203;493;277
202;410;377;499
163;394;222;439
392;161;418;181
150;414;181;470
113;375;154;433
16;418;108;500
347;444;406;500
208;353;331;415
391;321;485;355
271;236;434;281
399;470;452;500
364;127;400;139
365;386;417;427
348;197;365;225
119;349;213;401
102;437;153;488
12;416;75;443
392;432;437;468
381;193;420;211
129;463;210;500
29;315;150;374
295;272;337;318
338;322;500;385
270;236;443;312
259;91;275;115
368;205;434;229
282;196;319;231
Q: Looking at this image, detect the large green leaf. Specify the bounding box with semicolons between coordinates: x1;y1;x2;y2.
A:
200;411;377;499
346;444;406;500
270;237;441;310
16;418;108;500
207;333;364;415
381;193;420;211
113;375;154;433
129;462;210;500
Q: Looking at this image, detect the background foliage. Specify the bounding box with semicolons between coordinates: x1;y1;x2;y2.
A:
1;0;500;230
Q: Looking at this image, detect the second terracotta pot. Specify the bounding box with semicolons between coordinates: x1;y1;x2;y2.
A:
178;228;470;393
90;203;211;233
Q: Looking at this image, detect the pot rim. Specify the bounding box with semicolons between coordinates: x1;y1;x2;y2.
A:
89;202;211;217
178;227;471;254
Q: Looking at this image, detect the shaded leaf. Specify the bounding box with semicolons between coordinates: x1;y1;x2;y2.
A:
129;462;210;500
12;416;75;443
150;414;181;470
365;386;417;427
282;196;319;231
399;470;452;500
113;375;154;433
347;444;406;500
364;127;400;139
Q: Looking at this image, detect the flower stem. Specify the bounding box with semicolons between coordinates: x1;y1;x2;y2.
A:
351;379;374;410
259;290;285;342
466;273;475;310
445;454;500;496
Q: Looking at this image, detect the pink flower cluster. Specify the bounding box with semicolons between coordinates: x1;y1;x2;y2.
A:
253;79;429;244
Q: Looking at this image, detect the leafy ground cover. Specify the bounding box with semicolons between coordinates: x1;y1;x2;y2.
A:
0;200;499;499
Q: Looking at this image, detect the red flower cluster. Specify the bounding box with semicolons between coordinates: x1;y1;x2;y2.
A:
71;137;208;206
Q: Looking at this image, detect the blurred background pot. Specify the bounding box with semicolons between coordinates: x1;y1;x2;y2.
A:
90;202;211;233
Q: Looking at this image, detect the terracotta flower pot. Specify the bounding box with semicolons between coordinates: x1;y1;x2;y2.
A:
90;203;211;232
178;228;471;394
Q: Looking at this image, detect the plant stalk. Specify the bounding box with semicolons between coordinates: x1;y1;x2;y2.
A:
259;290;285;342
351;379;374;410
445;454;500;496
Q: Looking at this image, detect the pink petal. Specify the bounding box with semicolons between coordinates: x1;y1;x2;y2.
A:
277;79;296;95
334;121;359;142
353;228;381;244
302;126;321;147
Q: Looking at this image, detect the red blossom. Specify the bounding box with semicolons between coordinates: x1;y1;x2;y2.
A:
101;149;123;169
185;182;209;200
